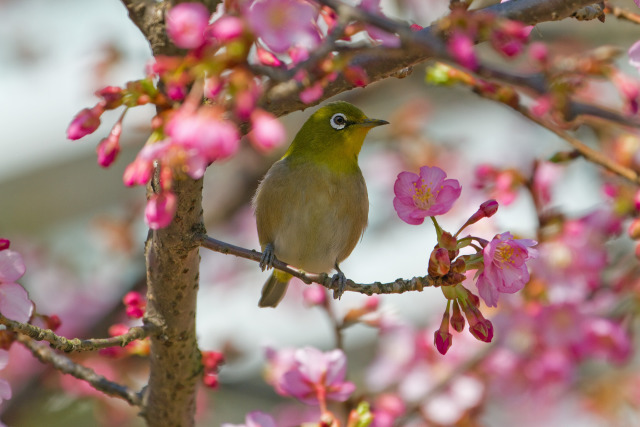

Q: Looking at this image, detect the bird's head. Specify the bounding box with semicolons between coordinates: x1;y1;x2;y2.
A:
285;101;388;172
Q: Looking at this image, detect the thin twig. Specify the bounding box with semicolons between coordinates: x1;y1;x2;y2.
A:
605;2;640;25
17;334;143;407
514;105;640;185
0;315;153;353
198;235;464;299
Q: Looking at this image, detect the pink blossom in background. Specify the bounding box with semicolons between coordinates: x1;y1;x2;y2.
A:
299;82;324;104
448;32;478;71
0;350;11;404
0;246;33;323
66;106;102;140
166;108;240;164
166;2;210;49
264;347;298;396
278;347;355;406
245;0;321;54
533;161;562;205
421;376;484;425
145;191;178;230
302;284;326;306
393;166;462;224
630;40;640;71
222;411;277;427
360;0;401;47
371;394;406;427
475;232;537;307
208;15;244;43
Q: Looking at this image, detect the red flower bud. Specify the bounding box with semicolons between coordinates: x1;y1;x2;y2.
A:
450;300;465;332
469;318;494;343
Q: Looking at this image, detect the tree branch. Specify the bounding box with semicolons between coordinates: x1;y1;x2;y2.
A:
198;235;463;299
605;2;640;25
515;105;640;185
16;334;143;407
261;0;611;120
0;315;152;353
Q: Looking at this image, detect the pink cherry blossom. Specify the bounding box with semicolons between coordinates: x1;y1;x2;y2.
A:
145;191;177;230
0;350;11;404
166;3;210;49
278;347;355;406
303;284;326;306
299;83;324;104
630;40;640;71
166;108;240;164
0;247;33;323
475;232;538;307
264;347;298;396
222;411;276;427
393;166;462;225
249;110;286;152
67;105;102;140
208;15;244;43
245;0;321;54
371;394;406;427
448;32;478;71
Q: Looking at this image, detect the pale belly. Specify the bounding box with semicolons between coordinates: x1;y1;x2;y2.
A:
254;160;369;274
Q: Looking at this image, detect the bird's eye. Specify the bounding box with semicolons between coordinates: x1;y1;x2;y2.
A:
330;113;347;130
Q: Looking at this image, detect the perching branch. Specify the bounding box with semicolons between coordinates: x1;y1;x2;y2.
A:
198;235;464;299
0;315;153;353
17;334;143;407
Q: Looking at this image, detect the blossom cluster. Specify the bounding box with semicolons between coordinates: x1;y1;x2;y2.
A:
392;166;537;354
66;0;406;229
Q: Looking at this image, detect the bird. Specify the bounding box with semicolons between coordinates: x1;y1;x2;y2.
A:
253;101;388;307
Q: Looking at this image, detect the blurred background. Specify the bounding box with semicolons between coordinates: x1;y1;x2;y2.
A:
1;0;640;425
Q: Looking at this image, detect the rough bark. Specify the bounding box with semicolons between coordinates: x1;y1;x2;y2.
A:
142;177;205;427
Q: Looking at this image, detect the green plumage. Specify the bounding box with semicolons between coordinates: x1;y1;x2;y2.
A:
253;101;388;308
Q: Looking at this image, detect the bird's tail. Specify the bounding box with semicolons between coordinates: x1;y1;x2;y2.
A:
258;270;292;308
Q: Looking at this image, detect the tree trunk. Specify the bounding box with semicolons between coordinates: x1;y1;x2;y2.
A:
142;176;204;426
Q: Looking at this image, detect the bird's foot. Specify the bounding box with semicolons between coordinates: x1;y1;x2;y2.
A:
331;271;347;300
260;243;275;271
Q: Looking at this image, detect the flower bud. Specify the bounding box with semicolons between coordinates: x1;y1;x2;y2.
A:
448;32;478;71
470;318;494;343
145;191;177;229
67;106;102;140
429;247;451;277
166;2;209;49
0;239;9;251
208;15;244;42
434;305;453;355
96;86;124;109
450;300;465;332
434;328;453;355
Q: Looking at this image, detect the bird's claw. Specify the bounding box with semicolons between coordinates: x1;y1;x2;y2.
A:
260;243;275;271
331;271;347;300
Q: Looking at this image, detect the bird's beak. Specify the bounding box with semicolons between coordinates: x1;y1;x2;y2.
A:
358;118;389;128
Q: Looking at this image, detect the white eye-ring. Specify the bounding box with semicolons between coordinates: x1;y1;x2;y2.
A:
330;113;347;130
